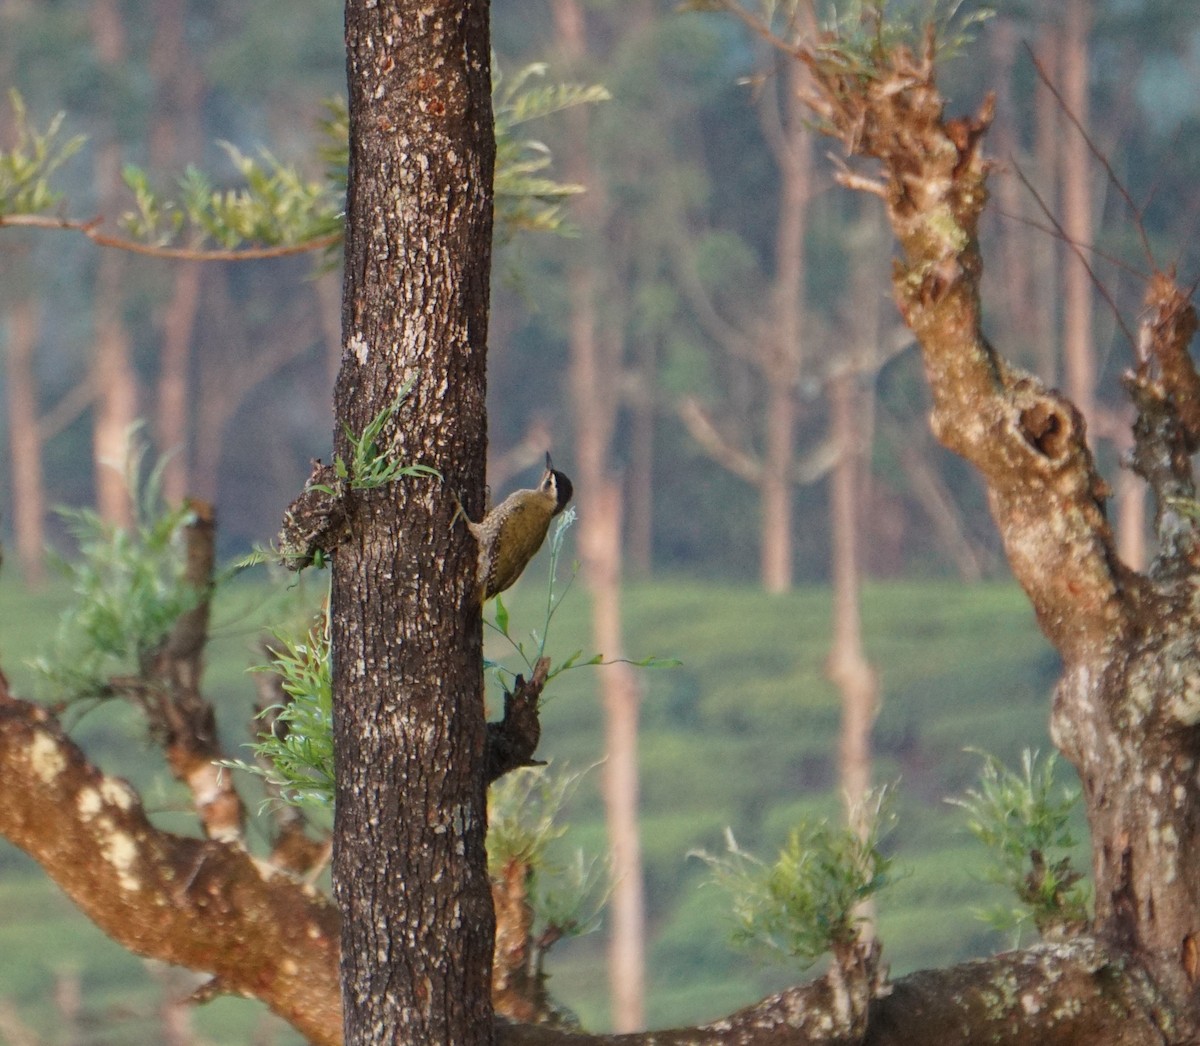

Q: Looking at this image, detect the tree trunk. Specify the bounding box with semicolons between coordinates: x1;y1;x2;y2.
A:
827;216;881;930
586;479;645;1033
760;382;795;593
90;226;138;527
827;214;882;836
3;296;46;586
333;2;496;1043
827;370;877;821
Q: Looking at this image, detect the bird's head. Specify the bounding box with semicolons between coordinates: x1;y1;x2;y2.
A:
540;453;574;515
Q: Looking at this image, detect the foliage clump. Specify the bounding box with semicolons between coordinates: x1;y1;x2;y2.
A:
227;625;335;811
949;749;1090;942
489;764;610;944
31;436;199;704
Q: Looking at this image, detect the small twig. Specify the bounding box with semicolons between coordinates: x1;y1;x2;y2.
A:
1024;44;1156;270
0;212;340;261
993;203;1146;282
1011;160;1138;352
832;166;887;198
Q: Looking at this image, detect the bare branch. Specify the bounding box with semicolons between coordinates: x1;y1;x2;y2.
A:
797;37;1138;660
0;213;339;260
677;397;763;484
147;500;248;842
485;658;550;785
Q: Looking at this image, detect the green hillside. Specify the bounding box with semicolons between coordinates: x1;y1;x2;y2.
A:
0;572;1073;1038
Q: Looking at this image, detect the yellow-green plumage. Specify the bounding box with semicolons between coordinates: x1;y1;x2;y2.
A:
464;457;573;603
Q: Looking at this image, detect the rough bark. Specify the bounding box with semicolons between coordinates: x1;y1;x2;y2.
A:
332;2;496;1043
486;658;550;785
496;938;1170;1046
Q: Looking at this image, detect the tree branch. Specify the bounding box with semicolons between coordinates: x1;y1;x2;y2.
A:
1122;271;1200;577
800;35;1138;661
498;937;1170;1046
0;672;342;1045
486;657;550;785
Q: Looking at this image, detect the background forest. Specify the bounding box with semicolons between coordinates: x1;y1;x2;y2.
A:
2;0;1199;1041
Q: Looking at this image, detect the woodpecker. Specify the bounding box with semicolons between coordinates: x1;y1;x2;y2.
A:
459;453;573;603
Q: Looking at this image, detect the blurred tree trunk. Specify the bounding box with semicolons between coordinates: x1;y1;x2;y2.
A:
148;0;207;506
3;296;46;586
758;56;812;594
1060;0;1095;432
155;263;203;505
626;337;655;576
191;268;319;500
1114;408;1147;570
1055;0;1146;569
828;217;881;855
0;3;46;585
828;371;876;808
552;0;647;1030
89;0;138;527
1031;22;1061;386
986;16;1036;357
333;1;495;1042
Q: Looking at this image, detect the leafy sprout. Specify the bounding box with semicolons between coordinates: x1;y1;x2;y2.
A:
692;787;898;968
121;144;342;249
493;63;611;239
0;90;85;216
308;377;442;496
2;58;607;253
